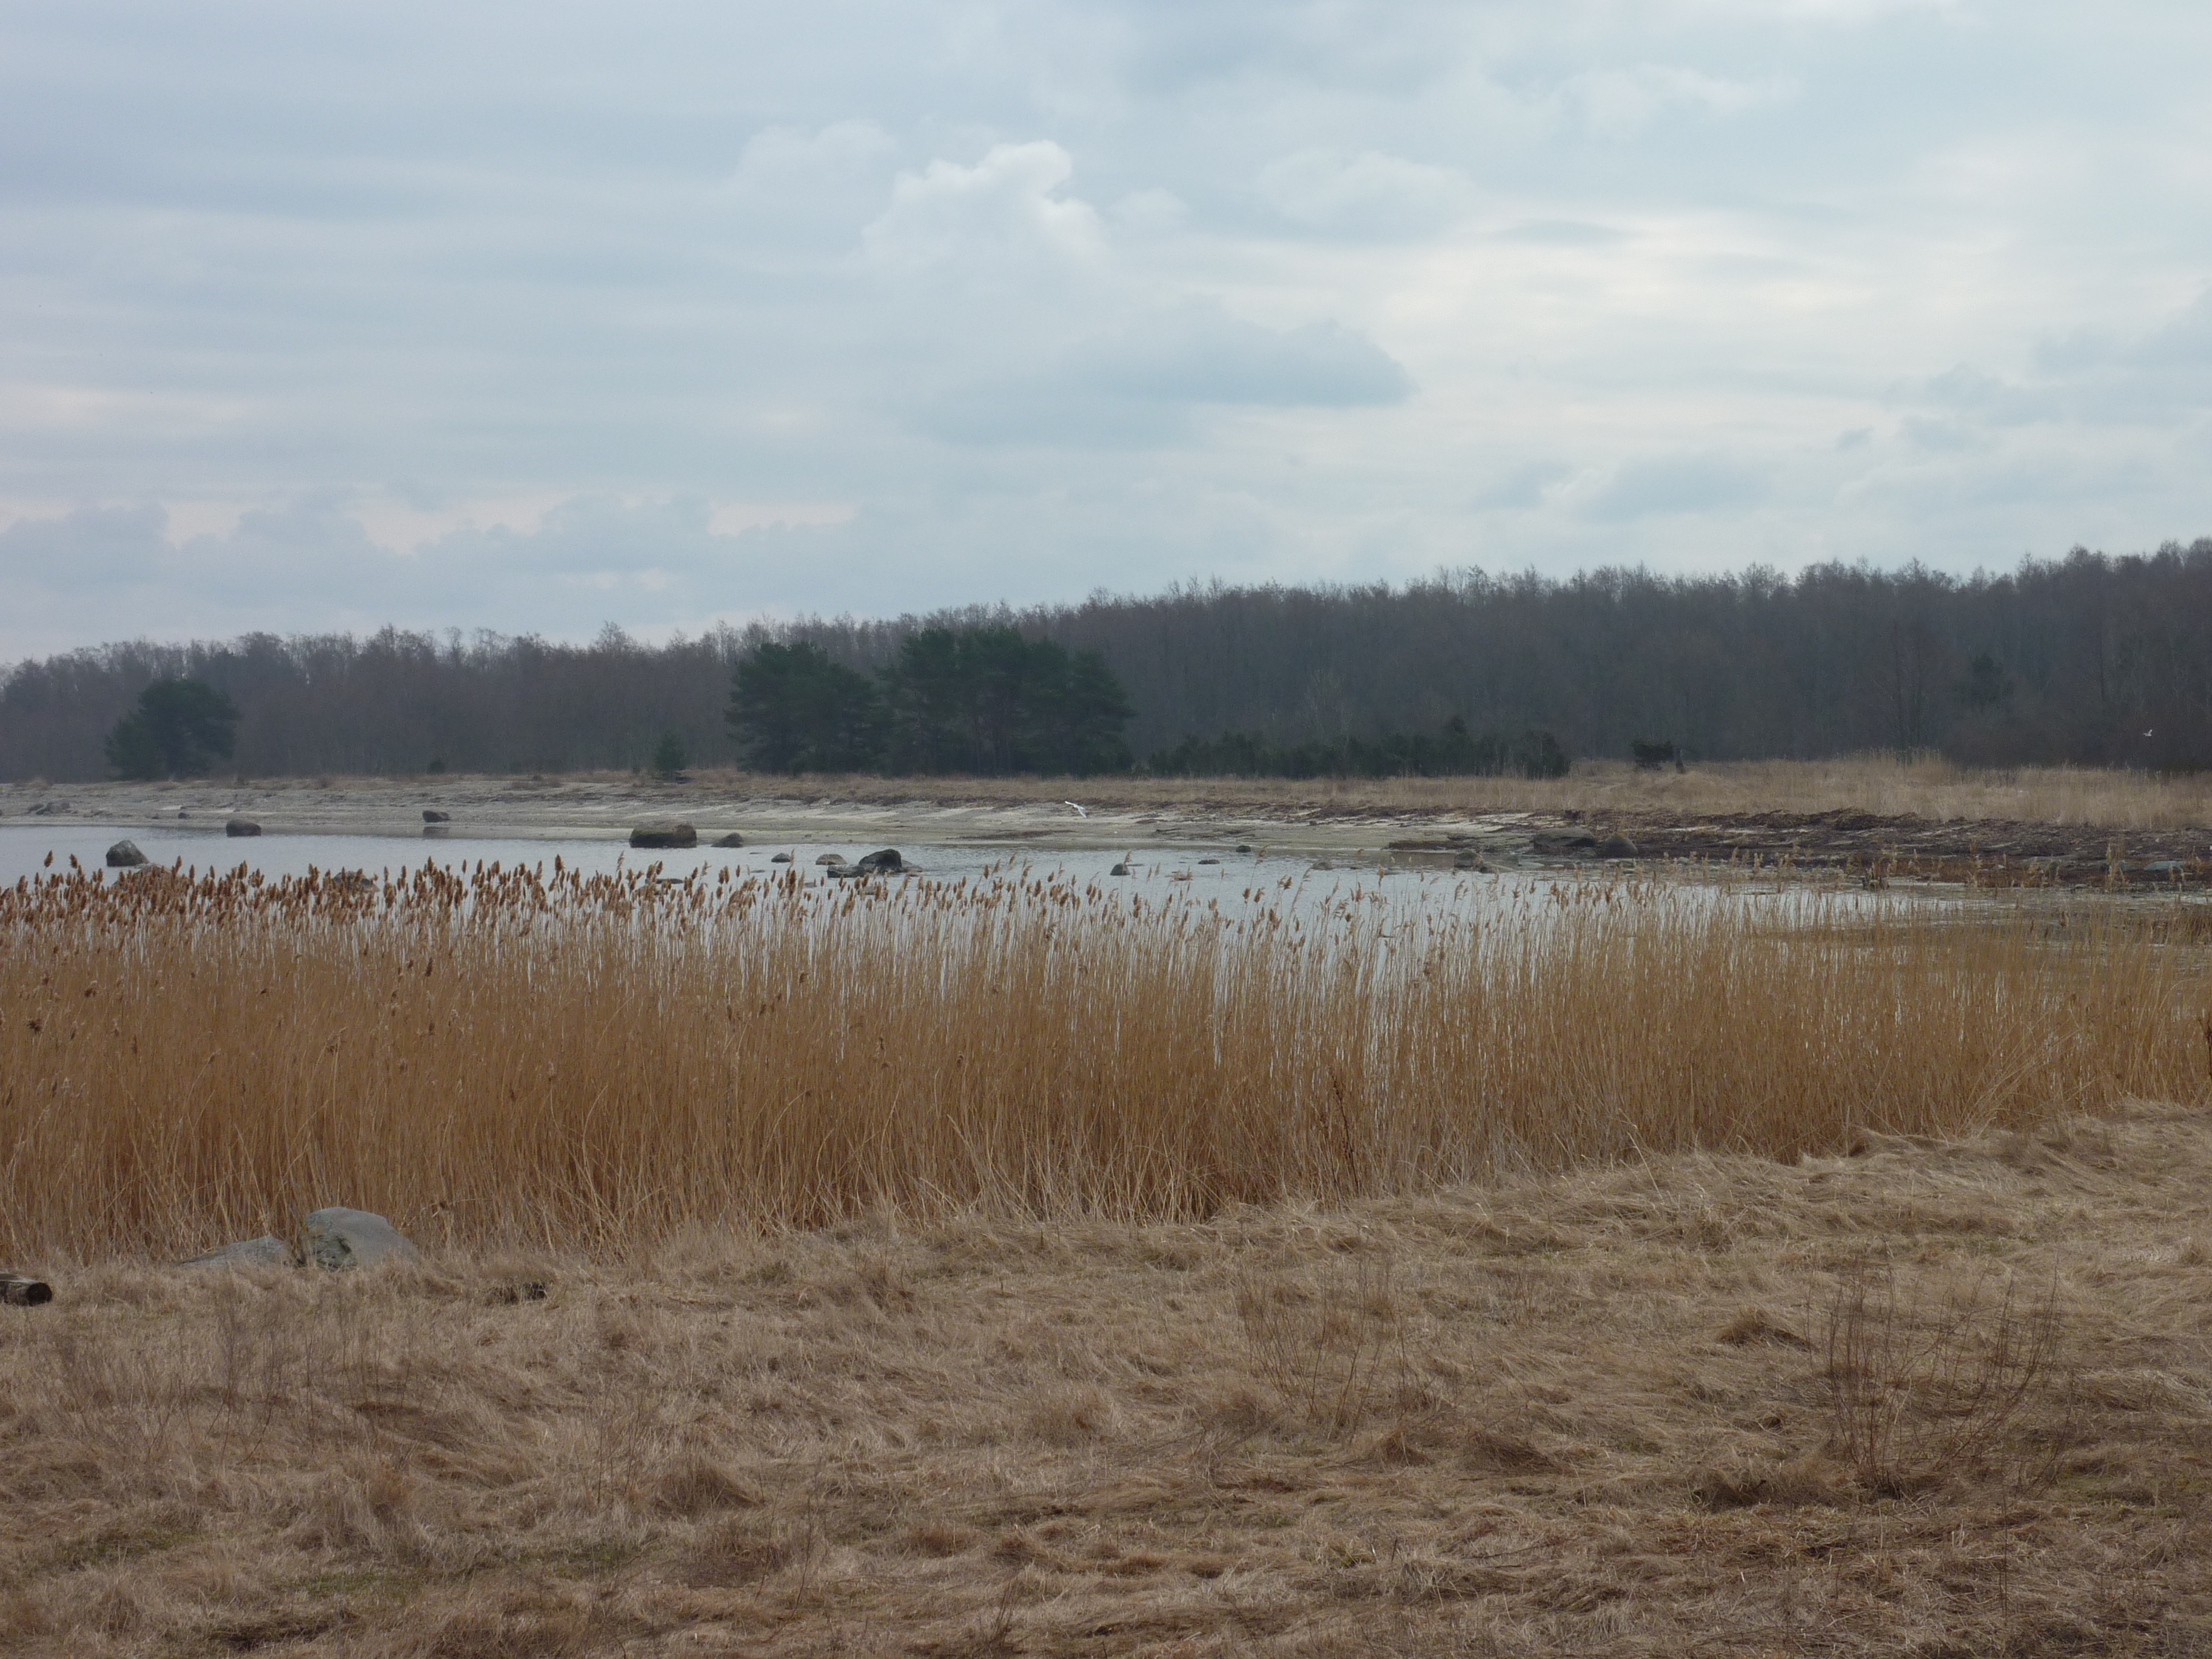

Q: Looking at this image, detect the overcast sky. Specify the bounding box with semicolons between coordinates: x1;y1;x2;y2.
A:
3;0;2210;659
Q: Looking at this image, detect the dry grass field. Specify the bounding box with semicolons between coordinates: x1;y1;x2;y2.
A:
7;856;2212;1653
7;1107;2212;1655
711;754;2212;833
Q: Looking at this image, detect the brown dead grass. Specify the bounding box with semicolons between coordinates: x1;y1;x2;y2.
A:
714;753;2212;831
6;1105;2212;1655
3;861;2207;1258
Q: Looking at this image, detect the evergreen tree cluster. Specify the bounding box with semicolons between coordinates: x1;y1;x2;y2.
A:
727;625;1135;776
102;678;239;779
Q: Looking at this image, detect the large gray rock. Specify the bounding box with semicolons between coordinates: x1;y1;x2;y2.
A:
1596;834;1640;860
712;831;745;848
106;839;148;868
301;1207;420;1270
813;851;846;865
769;851;793;863
856;848;903;873
177;1235;292;1270
422;809;449;823
225;817;262;837
629;821;697;850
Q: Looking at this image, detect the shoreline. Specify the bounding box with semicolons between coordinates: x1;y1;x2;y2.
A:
7;767;2212;885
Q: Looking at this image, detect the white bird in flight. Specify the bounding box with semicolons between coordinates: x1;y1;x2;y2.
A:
1063;801;1088;819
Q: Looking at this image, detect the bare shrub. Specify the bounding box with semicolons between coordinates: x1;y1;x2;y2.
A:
1823;1262;2079;1495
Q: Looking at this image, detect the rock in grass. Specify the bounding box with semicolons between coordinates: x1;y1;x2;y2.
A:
301;1208;420;1270
0;1273;52;1306
1596;835;1640;860
713;831;745;848
629;821;697;850
105;839;147;868
225;817;261;837
856;848;903;873
177;1235;292;1270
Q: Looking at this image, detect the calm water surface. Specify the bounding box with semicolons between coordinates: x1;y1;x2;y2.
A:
1;822;1940;933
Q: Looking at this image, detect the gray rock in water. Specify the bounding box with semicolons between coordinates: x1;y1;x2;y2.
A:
301;1207;420;1270
422;809;449;823
177;1234;292;1270
856;848;903;873
225;817;262;837
813;851;846;866
1532;829;1597;853
106;839;148;868
713;831;745;848
1596;834;1640;860
769;851;793;863
629;821;697;849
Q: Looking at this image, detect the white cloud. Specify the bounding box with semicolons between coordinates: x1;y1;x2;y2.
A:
1560;65;1797;138
863;141;1104;275
1256;150;1473;238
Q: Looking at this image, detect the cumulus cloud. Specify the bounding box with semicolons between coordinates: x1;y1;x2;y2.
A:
863;142;1104;275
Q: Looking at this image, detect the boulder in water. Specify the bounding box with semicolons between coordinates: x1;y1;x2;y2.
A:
1596;834;1640;860
856;848;903;873
713;831;745;848
105;839;147;868
629;821;697;850
225;817;261;837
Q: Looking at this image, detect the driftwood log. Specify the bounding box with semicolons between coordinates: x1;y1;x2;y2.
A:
0;1273;52;1306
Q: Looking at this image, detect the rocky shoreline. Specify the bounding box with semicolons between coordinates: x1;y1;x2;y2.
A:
8;776;2212;886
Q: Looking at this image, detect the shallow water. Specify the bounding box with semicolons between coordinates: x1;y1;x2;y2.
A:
0;821;1945;937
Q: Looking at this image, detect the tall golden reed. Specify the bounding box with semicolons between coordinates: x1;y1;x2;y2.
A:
0;858;2202;1259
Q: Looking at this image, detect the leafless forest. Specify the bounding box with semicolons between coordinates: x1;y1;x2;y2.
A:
5;543;2211;781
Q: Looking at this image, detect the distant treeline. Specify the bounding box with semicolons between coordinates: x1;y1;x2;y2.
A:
5;541;2212;780
1146;719;1569;780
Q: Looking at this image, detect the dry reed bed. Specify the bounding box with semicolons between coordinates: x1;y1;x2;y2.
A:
1;859;2205;1261
6;1107;2212;1655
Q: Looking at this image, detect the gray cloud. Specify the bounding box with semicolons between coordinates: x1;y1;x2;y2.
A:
4;1;2212;658
1583;455;1769;520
